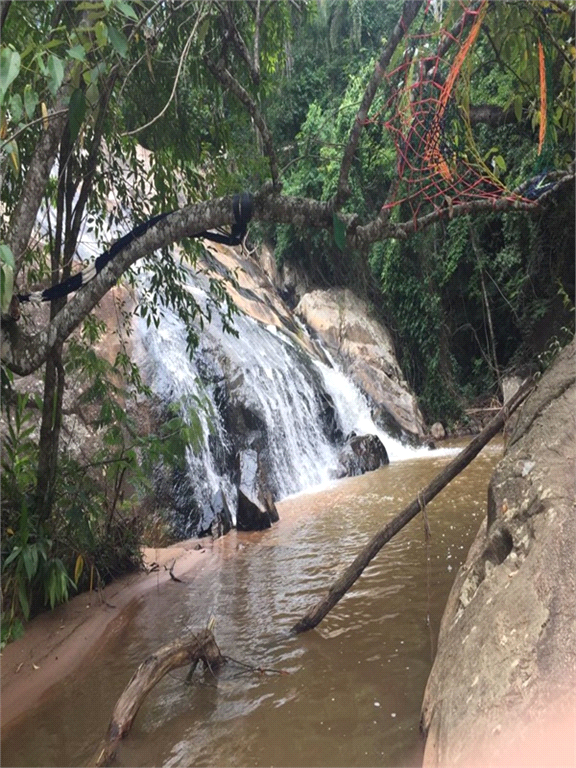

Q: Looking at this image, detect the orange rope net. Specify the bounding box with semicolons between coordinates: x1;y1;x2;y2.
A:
371;0;527;219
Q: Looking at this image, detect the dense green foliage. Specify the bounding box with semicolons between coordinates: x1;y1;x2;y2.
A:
263;0;575;420
1;0;574;636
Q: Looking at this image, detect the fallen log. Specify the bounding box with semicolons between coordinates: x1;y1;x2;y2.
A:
90;629;225;767
291;377;535;634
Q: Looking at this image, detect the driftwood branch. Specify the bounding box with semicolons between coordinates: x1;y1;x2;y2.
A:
90;629;225;767
291;377;536;634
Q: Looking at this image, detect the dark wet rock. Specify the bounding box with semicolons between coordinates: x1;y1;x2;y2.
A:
335;433;389;478
210;488;233;538
237;489;276;531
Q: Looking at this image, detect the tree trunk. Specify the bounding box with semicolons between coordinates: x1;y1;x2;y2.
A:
90;629;225;767
35;342;65;521
291;378;535;634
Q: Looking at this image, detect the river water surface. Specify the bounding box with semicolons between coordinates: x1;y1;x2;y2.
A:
2;440;502;767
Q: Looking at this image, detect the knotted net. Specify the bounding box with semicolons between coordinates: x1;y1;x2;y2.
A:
372;0;530;219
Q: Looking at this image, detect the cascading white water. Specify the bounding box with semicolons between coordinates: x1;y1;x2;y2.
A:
135;269;438;535
312;355;422;462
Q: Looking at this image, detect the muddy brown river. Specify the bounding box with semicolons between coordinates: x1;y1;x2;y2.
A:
1;440;502;767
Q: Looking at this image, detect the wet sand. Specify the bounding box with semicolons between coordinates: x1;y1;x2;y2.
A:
1;539;215;733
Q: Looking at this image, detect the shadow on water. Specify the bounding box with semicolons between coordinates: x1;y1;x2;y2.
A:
1;441;502;768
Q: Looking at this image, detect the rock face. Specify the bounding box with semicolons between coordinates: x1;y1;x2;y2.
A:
335;433;389;478
420;338;576;767
295;288;425;441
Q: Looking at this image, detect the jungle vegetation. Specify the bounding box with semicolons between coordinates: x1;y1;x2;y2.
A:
1;0;574;640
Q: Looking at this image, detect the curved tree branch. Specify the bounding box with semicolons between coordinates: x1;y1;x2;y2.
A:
3;161;572;377
204;56;281;189
3;197;236;375
353;167;575;246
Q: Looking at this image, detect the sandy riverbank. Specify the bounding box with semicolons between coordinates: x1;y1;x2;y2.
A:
1;539;215;734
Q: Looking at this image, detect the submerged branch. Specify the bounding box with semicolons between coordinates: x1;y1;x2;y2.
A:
90;629;225;767
291;377;536;634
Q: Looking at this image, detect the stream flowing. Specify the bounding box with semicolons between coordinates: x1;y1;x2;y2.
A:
1;440;502;768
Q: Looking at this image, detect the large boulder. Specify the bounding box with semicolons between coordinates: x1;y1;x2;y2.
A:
420;338;576;767
335;433;390;478
236;488;279;531
295;288;425;440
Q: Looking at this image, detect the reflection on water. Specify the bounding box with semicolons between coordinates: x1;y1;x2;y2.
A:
1;441;502;767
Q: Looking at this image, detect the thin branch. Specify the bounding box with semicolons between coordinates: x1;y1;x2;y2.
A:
0;110;70;152
205;56;281;189
215;0;260;84
334;0;424;209
122;11;206;137
2;196;243;375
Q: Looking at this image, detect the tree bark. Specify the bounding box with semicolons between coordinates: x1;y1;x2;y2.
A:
90;629;225;768
291;377;536;634
334;0;423;208
34;343;65;520
2;165;573;377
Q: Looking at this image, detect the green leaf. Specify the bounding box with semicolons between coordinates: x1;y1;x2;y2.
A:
3;545;22;568
75;1;105;10
68;87;86;144
116;0;138;20
22;545;38;581
0;243;15;270
1;244;15;314
333;211;346;252
47;54;65;96
108;26;128;58
493;155;506;173
94;20;108;48
67;44;86;62
23;85;39;120
9;93;23;122
18;580;30;620
0;47;21;104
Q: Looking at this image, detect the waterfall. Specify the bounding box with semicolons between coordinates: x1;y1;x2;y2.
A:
135;268;428;537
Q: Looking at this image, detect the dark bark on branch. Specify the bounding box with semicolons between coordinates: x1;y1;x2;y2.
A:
334;0;423;209
0;0;11;30
34;343;65;520
291;377;536;634
90;629;225;767
3;167;572;377
205;57;280;189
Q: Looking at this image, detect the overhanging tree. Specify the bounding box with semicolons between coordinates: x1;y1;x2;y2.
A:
0;0;574;620
2;0;573;373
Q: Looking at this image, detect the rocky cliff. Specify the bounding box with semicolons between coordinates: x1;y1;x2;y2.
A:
199;242;426;443
295;288;425;440
420;337;576;766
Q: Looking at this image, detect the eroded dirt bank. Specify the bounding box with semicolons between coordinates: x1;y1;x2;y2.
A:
1;540;215;733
